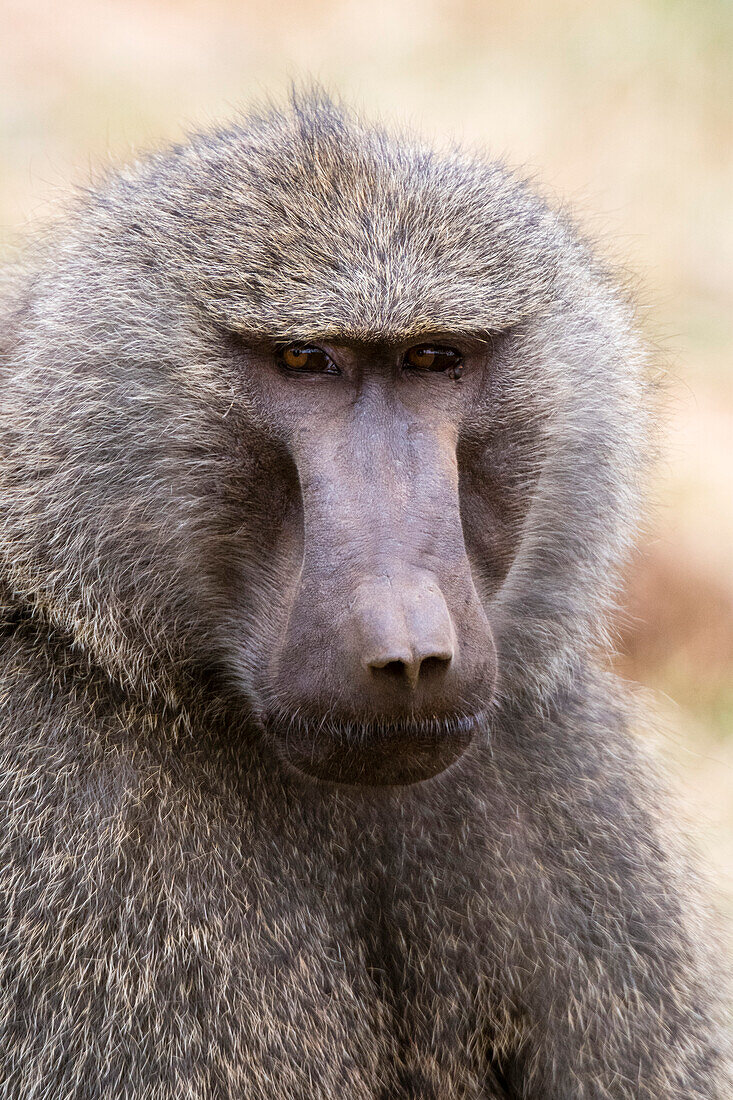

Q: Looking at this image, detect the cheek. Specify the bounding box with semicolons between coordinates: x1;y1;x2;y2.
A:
458;437;535;602
203;424;305;682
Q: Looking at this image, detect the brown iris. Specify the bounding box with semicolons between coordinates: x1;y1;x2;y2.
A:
404;345;462;373
280;346;337;374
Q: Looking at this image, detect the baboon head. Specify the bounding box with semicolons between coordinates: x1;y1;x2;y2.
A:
0;93;647;785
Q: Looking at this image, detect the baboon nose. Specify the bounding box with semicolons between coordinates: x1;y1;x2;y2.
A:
355;575;455;693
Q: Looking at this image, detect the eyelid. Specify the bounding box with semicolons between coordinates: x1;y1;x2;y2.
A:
278;345;340;375
404;345;463;368
407;345;461;355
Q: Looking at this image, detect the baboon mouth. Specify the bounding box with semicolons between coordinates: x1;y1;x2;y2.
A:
266;712;483;786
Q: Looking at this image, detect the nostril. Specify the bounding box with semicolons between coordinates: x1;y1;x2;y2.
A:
366;651;452;689
378;659;409;680
419;654;451;678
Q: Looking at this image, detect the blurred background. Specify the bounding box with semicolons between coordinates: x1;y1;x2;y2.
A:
1;0;731;914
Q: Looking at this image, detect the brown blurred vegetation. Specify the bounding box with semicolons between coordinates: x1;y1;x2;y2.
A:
1;0;731;911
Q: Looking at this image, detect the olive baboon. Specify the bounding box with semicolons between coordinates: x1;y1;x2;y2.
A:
0;92;730;1098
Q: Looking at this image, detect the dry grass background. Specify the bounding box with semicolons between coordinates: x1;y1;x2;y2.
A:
1;0;732;917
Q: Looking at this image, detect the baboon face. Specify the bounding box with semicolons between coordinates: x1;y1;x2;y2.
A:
218;335;509;786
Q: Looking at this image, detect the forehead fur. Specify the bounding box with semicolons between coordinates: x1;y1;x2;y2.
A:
99;92;565;342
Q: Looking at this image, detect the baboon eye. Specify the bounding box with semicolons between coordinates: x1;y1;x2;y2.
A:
279;345;338;375
404;345;463;373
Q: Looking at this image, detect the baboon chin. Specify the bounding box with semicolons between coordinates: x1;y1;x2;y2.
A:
265;713;484;787
0;91;730;1099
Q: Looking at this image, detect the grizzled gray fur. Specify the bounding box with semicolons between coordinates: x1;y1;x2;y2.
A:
0;90;730;1098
